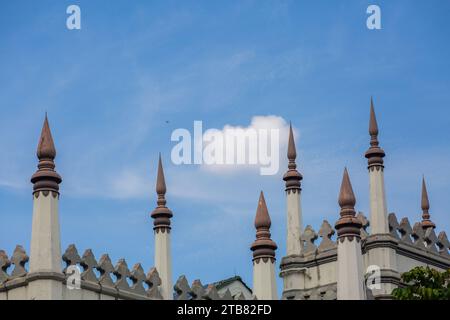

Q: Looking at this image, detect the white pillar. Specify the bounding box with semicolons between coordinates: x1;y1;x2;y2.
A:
251;191;278;300
364;99;399;299
337;237;365;300
29;191;61;272
283;123;303;256
28;115;64;300
154;229;173;300
335;168;365;300
151;155;173;300
365;99;388;234
368;167;388;234
286;190;302;255
253;258;278;300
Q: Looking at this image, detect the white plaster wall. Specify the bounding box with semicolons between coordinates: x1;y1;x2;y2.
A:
4;286;27;300
363;246;399;297
397;254;447;274
100;293;116;300
283;271;305;292
283;259;338;292
62;286;100;300
364;247;397;272
306;260;337;288
28;279;63;300
2;283;117;300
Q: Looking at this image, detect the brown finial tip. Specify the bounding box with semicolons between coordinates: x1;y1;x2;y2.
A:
37;114;56;160
421;176;435;229
255;191;271;229
421;176;429;212
287;123;297;161
365;97;385;167
30;114;62;194
335;168;361;238
369;97;378;137
156;153;166;195
251;191;277;261
283;123;302;191
151;154;172;230
338;168;356;210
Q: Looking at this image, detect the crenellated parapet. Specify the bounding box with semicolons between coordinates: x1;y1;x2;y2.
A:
173;275;252;300
281;216;371;268
0;246;30;287
387;213;450;270
61;244;163;300
0;244;163;300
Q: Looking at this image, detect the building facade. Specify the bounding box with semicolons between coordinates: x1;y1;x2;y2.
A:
280;99;450;300
0;99;449;300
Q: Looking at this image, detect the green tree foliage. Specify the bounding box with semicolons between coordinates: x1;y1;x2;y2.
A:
392;266;450;300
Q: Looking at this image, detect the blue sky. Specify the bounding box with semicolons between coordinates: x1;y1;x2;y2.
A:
0;0;449;295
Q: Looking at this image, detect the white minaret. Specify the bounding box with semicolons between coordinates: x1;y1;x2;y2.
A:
251;191;278;300
335;168;365;300
283;123;303;256
365;98;388;234
364;98;399;299
28;115;64;299
150;155;173;300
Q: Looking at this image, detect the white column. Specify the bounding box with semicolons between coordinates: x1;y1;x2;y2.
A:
286;189;302;256
335;168;366;300
154;228;173;300
364;101;400;298
29;191;61;273
251;191;278;300
151;155;173;300
369;167;388;234
28;115;64;300
366;167;399;298
337;237;365;300
253;259;278;300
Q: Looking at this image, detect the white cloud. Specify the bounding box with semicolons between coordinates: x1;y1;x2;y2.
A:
199;115;297;176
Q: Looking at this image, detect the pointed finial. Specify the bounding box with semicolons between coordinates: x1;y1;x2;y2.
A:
335;168;362;239
37;113;56;160
255;191;271;229
30;114;62;194
250;191;277;262
421;176;435;230
365;97;385;168
150;154;173;231
283;122;302;191
338;168;356;212
287;123;297;163
156;153;166;196
369;97;379;139
421;176;429;212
